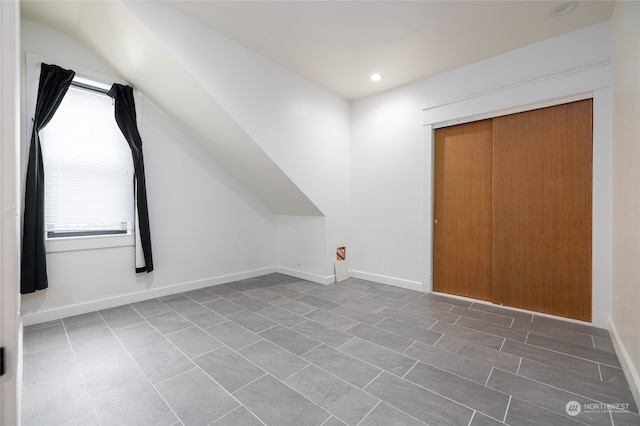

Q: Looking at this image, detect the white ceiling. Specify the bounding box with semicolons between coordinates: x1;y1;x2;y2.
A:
161;0;614;100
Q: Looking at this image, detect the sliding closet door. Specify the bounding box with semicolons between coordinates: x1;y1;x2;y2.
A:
433;120;493;301
492;100;592;321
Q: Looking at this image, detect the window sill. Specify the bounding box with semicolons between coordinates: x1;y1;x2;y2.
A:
46;233;135;253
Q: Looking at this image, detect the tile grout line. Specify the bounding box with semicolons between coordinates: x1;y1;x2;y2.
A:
516;337;622;369
405;339;517;389
230;371;270;396
510;324;601;347
280;361;313;383
208;405;267;426
255;369;342;425
319;415;340;426
455;305;518;324
256;322;282;334
399;304;457;325
371;317;387;327
376;308;442;330
426;337;520;381
466;410;476;426
362;370;386;391
507;367;633;411
485;367;495;387
153;365;200;388
402;360;420;379
342;334;421;368
505;346;619;388
429;317;510;348
335;335;357;350
60;316;79;364
402;340;419;355
60;315;101;424
298;342;325;358
284;351;428;425
355;400;382;426
451;314;531;342
309;340;393;381
224;377;271;426
393;363;509;423
100;314;185;426
431;333;445;347
456;312;513;329
353;368;434;425
499;337;506;351
404;355;426;377
502;395;512;423
233;334;316;378
598;363;604;382
348;325;418;353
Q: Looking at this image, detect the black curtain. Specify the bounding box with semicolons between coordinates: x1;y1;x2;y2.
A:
21;63;75;294
108;84;154;273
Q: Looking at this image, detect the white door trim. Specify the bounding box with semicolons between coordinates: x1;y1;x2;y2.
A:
1;1;22;425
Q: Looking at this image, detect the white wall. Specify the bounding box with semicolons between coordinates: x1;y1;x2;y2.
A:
351;93;425;289
20;21;276;324
351;22;612;321
610;0;640;408
276;216;331;283
124;1;351;282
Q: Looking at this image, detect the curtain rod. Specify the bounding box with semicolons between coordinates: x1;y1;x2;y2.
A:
70;80;110;95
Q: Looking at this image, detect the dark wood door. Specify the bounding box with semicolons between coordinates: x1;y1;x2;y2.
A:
492;99;592;321
433;119;493;301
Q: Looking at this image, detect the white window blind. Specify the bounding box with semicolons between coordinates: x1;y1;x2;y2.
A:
41;83;134;238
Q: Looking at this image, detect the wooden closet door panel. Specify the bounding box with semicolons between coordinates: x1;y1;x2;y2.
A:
434;120;493;301
492;99;592;321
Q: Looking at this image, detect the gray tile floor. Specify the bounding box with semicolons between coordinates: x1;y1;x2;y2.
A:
22;274;639;426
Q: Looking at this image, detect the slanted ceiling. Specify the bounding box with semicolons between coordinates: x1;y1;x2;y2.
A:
21;0;323;216
20;0;613;216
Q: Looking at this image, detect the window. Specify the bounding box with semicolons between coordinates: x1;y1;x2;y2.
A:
40;79;134;240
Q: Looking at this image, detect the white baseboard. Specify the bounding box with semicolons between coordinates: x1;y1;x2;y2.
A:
608;318;640;411
349;270;424;292
22;267;276;326
276;267;335;285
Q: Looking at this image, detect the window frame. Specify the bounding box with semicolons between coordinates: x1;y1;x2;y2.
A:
25;53;137;253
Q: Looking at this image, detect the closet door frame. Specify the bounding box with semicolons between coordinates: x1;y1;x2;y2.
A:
421;67;612;327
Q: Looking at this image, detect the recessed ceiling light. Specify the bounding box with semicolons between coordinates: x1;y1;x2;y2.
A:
550;1;577;17
371;73;383;81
